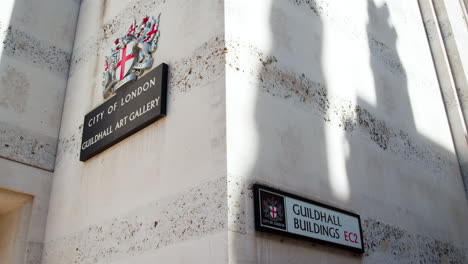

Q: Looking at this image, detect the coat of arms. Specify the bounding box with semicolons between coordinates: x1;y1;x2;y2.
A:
262;195;284;221
102;14;161;99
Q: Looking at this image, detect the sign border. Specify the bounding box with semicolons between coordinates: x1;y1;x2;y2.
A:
253;183;365;254
80;63;168;162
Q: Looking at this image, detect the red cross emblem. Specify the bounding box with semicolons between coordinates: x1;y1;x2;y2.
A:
143;22;158;43
115;42;136;80
269;205;278;219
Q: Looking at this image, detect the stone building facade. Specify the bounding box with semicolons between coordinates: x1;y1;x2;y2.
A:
1;0;468;263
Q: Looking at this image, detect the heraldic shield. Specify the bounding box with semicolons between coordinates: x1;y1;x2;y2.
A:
116;40;136;82
102;14;161;99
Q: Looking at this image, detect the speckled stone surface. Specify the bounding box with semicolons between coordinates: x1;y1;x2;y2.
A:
0;121;56;171
42;177;227;264
167;36;225;96
225;40;451;179
0;20;73;171
362;218;468;263
0;65;29;113
0;22;71;77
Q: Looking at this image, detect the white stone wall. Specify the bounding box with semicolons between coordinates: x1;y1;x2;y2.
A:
0;0;80;263
38;0;468;263
42;0;228;263
0;0;80;170
226;0;468;262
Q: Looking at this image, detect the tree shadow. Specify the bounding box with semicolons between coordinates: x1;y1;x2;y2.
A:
344;0;468;260
232;0;468;262
236;0;361;261
251;0;330;201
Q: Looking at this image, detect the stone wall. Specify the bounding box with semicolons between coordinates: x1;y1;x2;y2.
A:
38;0;468;263
225;0;468;262
42;0;228;263
0;0;80;263
0;0;79;171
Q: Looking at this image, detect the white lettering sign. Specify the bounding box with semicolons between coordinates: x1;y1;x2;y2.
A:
285;197;362;249
254;184;364;253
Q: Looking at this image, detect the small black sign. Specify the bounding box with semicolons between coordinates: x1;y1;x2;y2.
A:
254;184;364;254
80;63;168;161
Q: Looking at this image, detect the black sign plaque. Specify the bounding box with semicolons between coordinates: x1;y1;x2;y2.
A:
80;63;168;161
254;184;364;254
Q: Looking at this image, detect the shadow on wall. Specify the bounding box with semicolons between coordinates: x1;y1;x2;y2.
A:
243;0;360;261
344;1;468;261
251;0;331;204
239;0;467;262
